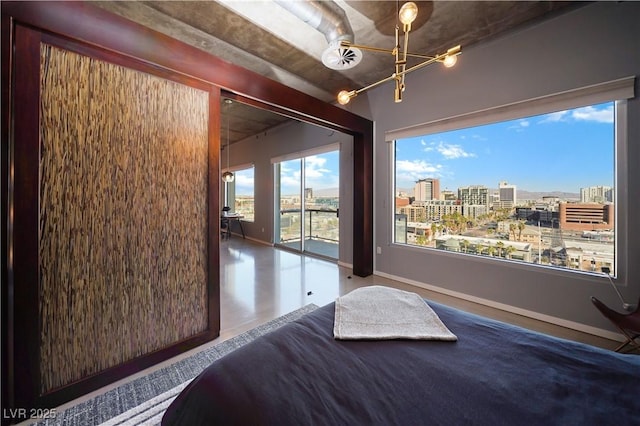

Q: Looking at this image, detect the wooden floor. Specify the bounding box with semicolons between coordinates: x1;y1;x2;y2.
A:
218;237;618;350
37;237;619;423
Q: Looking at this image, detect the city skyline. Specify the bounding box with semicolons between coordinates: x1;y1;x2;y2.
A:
236;151;340;197
395;102;615;194
236;102;615;198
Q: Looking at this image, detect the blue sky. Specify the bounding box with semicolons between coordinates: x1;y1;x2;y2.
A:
279;151;340;196
396;102;615;193
237;102;615;197
236;151;340;196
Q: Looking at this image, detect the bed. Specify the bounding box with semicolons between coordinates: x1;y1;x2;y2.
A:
162;288;640;425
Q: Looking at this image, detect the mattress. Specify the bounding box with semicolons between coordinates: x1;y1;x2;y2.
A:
162;300;640;425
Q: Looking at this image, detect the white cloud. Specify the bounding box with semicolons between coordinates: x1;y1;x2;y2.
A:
305;155;326;168
436;141;475;159
421;140;435;152
280;175;300;189
572;105;614;123
396;159;440;173
235;173;253;187
538;105;613;124
508;119;530;132
235;172;254;195
396;159;443;183
300;155;330;179
305;167;330;178
538;110;569;123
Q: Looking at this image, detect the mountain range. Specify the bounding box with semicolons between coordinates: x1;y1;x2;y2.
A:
309;187;581;201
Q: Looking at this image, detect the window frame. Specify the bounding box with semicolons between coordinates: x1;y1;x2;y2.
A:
226;163;255;222
390;79;633;281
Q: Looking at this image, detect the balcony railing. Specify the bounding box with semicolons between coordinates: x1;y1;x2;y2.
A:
279;208;339;243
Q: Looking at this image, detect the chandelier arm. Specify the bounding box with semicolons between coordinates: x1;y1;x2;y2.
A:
347;49;458;97
404;52;437;60
354;73;399;96
400;25;412;89
402;29;411;64
341;42;460;61
394;25;405;102
396;54;442;77
341;42;395;55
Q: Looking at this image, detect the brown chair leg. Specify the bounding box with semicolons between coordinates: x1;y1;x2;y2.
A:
614;330;640;353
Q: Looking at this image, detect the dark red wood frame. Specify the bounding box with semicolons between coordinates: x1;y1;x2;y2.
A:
1;0;373;418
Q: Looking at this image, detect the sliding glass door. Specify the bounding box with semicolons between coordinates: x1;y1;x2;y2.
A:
276;158;303;252
274;147;339;260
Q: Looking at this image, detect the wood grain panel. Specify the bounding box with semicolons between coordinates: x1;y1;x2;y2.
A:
39;44;209;392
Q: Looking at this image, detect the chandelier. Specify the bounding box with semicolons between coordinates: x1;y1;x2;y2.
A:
336;2;461;105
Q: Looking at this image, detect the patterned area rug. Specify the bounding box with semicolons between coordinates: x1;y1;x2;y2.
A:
34;304;319;426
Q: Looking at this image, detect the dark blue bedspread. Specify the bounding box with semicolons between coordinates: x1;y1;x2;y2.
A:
162;301;640;425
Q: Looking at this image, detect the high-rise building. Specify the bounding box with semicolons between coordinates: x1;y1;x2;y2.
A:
498;181;517;209
399;204;427;222
580;185;613;203
559;202;614;231
421;200;462;221
458;185;489;207
462;204;488;219
414;178;440;202
441;190;457;201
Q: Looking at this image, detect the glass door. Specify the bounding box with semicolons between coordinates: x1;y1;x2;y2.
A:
274;148;339;260
275;158;302;252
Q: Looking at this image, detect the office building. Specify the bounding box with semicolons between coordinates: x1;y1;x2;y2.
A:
414;178;440;202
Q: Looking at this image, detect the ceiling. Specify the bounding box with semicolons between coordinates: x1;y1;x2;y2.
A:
95;1;581;144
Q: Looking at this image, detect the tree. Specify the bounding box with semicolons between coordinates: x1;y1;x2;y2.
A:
518;221;525;241
461;239;470;253
504;245;516;259
496;241;505;257
509;223;517;240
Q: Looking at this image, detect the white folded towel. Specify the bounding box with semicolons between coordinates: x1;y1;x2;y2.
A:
334;286;458;341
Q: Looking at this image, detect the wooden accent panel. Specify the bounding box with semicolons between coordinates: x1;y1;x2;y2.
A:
6;22;44;415
4;22;221;416
353;128;375;277
38;44;210;393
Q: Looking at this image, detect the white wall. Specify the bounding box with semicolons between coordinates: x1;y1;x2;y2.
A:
227;118;355;265
345;2;640;335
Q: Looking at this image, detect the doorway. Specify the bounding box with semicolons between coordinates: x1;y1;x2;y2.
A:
274;147;339;260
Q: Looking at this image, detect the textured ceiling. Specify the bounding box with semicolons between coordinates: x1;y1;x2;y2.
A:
94;1;581;143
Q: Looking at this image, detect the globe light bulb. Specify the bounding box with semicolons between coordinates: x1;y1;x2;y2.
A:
337;90;353;105
399;2;418;26
443;54;458;68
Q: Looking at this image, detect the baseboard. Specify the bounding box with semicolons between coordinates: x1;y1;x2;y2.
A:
227;234;272;246
337;261;353;269
374;270;623;343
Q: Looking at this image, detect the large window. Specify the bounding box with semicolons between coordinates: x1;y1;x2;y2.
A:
228;165;254;222
394;101;620;274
